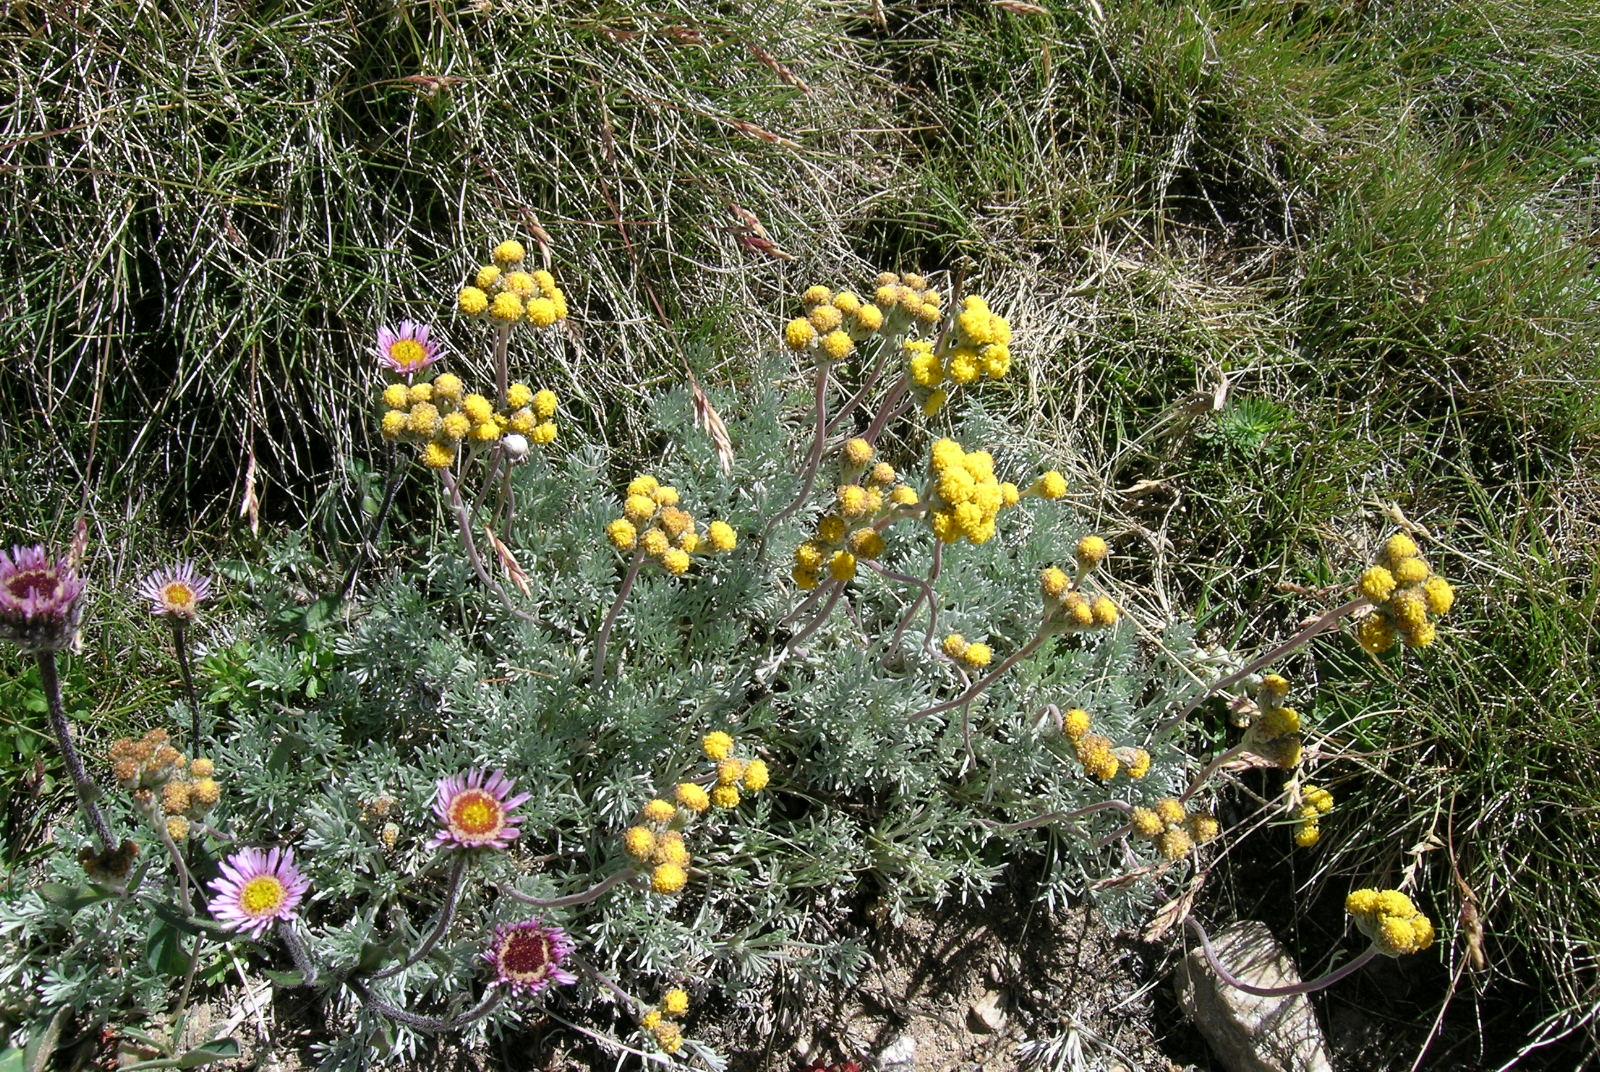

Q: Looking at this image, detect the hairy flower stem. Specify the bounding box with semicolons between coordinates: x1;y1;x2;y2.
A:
877;541;943;659
349;977;504;1032
766;359;832;535
36;651;115;854
369;852;470;981
908;631;1047;723
1155;598;1367;739
823;340;888;437
439;469;536;624
986;798;1134;835
338;462;407;604
862;374;909;446
1180;743;1250;804
279;922;321;987
1186;918;1380;996
592;550;645;688
775;582;829;633
157;821;199;914
504;868;633;909
493;323;512;409
783;582;844;653
166;623;204;756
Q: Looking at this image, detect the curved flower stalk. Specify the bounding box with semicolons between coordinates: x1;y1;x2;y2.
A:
1188;887;1435;998
2;545;117;855
139;562;214;753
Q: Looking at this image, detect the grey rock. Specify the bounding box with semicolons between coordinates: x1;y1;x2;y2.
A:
1173;920;1333;1072
967;990;1007;1033
875;1033;917;1071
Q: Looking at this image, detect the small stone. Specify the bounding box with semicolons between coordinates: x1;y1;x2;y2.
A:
967;991;1007;1033
1173;920;1333;1072
875;1033;917;1071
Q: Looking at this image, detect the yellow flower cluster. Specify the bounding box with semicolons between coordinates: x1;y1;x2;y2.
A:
639;988;692;1054
791;440;919;588
108;731;221;843
783;280;899;361
1060;708;1152;782
1038;534;1121;633
456;240;571;328
379;375;559;469
1241;673;1303;770
1292;783;1335;847
625;731;770;897
607;475;738;576
926;438;1022;545
1347;888;1436;956
940;633;995;670
1355;533;1456;653
902;293;1010;417
1128;796;1220;861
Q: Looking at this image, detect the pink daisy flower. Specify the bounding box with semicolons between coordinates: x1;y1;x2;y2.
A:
377;321;442;376
207;846;310;940
0;544;87;654
138;562;213;622
484;918;576;996
432;769;530;851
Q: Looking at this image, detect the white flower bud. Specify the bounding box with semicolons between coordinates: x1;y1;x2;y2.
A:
501;433;530;462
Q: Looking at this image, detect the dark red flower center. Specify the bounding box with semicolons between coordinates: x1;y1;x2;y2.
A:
498;930;554;980
5;569;53;601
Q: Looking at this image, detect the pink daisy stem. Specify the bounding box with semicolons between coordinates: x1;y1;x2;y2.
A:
1186;917;1379;997
278;922;321;987
592;549;645;688
167;622;203;756
368;852;471;980
36;651;116;854
337;463;408;605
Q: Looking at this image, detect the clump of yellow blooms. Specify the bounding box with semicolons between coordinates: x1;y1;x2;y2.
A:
627;731;772;899
784;280;903;361
1036;534;1121;635
1347;888;1436;956
1355;532;1455;653
1060;709;1153;784
940;633;995;670
640;986;692;1054
607;475;738;576
924;438;1023;546
456;240;571;329
1128;796;1220;861
1241;673;1304;770
902;292;1011;417
378;375;559;468
1292;783;1335;848
107;732;222;842
790;439;924;589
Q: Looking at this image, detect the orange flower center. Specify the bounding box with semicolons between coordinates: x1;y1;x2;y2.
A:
162;582;196;609
388;339;428;369
449;789;503;839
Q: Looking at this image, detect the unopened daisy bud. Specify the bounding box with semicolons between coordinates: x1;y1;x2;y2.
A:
821;329;855;361
961;643;993;669
624;826;657;860
642;799;676;824
458;286;489;316
492;239;526;266
742;759;769;792
651;863;688;895
716;759;745;786
606;519;638;552
843;438;874;466
703;731;735;761
1090;596;1120;627
802;285;832;307
490;291;524;322
710;784;740;809
501;433;530;461
1158;827;1194;861
1359;566;1398;603
1423;575;1455;616
675;782;710;813
707;521;737;553
663;988;691;1017
1131;807;1164;839
1076;535;1109;569
1033;471;1067;500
